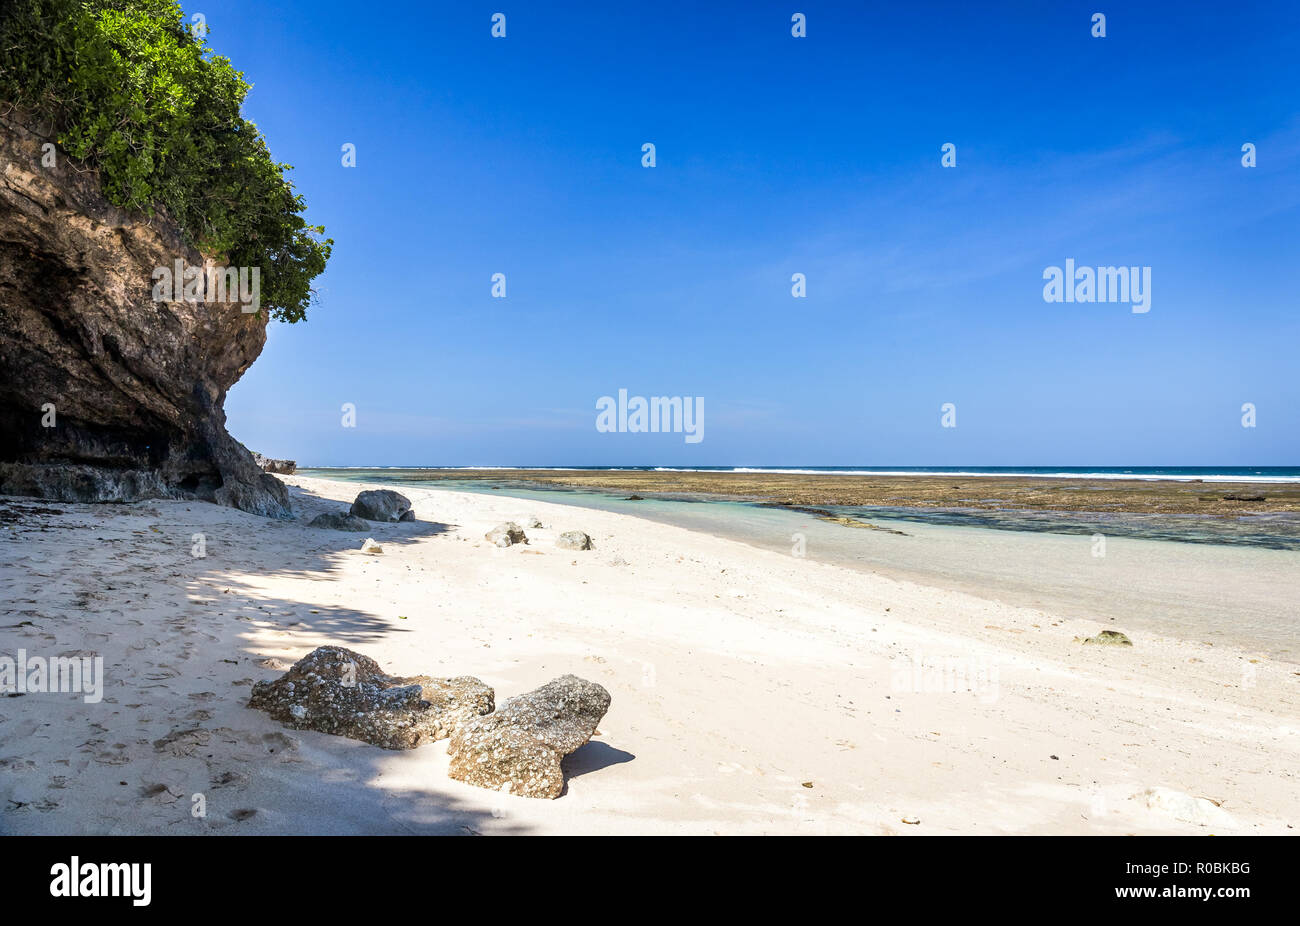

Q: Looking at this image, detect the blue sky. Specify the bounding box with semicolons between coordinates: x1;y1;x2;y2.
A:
214;0;1300;466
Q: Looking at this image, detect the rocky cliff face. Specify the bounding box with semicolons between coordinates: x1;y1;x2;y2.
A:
0;112;291;517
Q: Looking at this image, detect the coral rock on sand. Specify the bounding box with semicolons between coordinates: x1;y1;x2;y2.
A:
308;511;370;531
350;489;414;522
248;646;494;749
485;522;527;547
519;515;545;528
1078;630;1133;647
447;675;611;798
360;538;383;554
555;530;594;550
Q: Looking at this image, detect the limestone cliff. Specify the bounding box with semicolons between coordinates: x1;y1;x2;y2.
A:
0;112;291;517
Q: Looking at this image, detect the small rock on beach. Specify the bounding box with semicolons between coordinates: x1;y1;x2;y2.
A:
1078;630;1133;647
308;511;370;531
485;522;527;547
556;530;594;550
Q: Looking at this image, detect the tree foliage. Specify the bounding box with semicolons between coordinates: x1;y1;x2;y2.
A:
0;0;330;322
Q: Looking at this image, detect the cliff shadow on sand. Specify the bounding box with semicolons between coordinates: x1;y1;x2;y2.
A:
0;483;539;835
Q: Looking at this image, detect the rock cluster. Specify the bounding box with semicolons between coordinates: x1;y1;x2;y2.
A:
247;646;493;749
250;648;612;798
447;675;612;799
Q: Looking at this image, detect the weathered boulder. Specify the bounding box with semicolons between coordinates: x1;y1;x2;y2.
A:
0;113;290;517
252;452;296;474
248;646;494;749
447;675;611;798
518;515;545;528
350;489;412;522
485;521;527;547
308;511;370;531
556;530;594;551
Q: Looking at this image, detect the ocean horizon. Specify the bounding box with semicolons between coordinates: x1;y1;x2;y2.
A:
300;464;1300;483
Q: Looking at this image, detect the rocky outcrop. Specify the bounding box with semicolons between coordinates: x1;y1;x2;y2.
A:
307;511;370;531
0;113;290;516
556;530;594;550
248;646;494;749
350;489;413;522
485;521;527;547
252;452;296;474
447;675;611;798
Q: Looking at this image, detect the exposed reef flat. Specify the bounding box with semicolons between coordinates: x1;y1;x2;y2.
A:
379;469;1300;516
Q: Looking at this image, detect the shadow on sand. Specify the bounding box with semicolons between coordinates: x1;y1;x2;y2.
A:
0;480;621;835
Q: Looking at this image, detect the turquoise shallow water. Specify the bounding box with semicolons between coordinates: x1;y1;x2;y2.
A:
301;469;1300;657
302;468;1300;551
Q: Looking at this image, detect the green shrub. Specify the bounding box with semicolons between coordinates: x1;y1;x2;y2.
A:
0;0;330;322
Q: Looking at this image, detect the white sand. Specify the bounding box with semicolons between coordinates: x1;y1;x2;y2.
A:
1;474;1296;835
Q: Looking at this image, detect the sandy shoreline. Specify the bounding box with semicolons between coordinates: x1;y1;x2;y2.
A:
1;474;1296;835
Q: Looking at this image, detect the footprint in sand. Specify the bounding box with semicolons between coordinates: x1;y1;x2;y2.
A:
152;728;211;758
210;770;248;789
139;783;181;803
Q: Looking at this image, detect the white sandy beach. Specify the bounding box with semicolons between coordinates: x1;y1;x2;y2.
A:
1;474;1296;835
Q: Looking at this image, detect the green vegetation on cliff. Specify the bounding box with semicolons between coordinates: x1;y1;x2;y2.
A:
0;0;330;322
